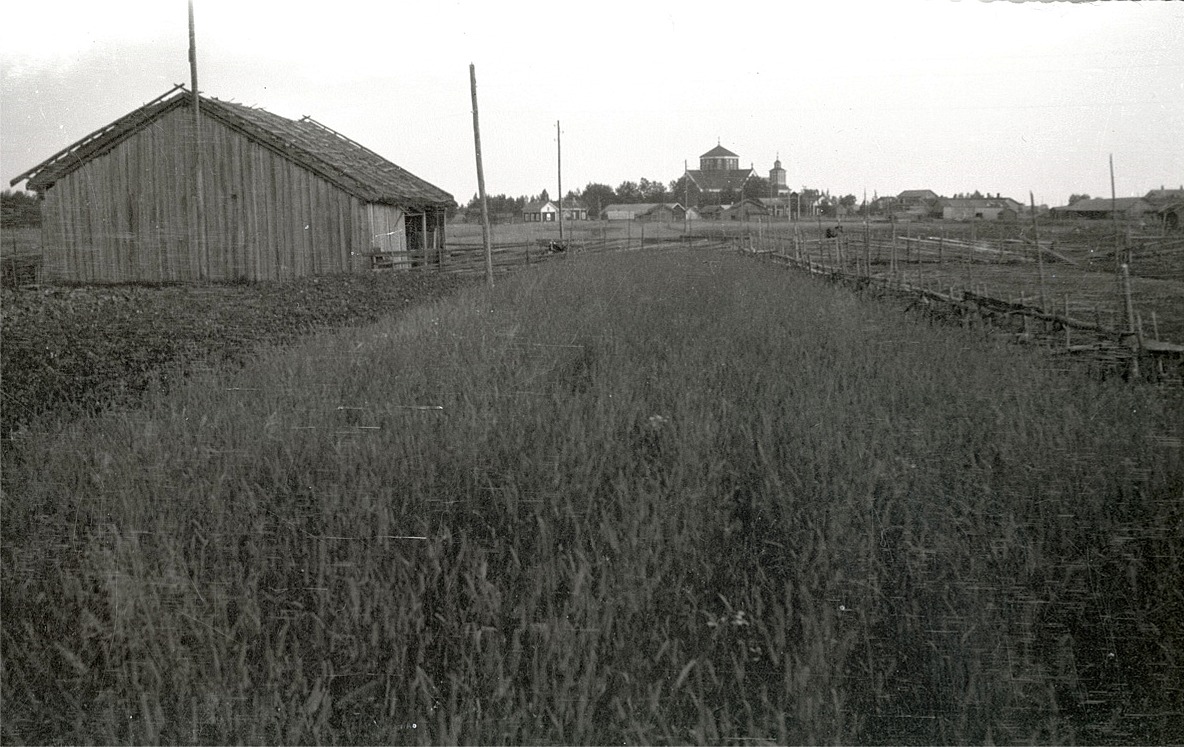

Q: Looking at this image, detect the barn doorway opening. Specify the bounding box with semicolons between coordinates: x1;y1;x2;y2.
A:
406;208;447;267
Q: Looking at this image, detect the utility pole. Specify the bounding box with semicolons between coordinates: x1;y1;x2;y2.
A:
470;64;493;288
188;0;208;278
557;120;564;243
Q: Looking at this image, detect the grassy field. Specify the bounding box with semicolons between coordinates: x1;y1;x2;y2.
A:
451;217;1184;341
3;246;1182;744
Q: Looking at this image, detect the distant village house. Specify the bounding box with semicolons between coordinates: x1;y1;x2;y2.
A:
603;203;686;222
941;196;1021;221
559;200;588;221
522;200;559;222
721;199;770;221
1050;197;1155;220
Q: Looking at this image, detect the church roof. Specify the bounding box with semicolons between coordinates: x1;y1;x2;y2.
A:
686;168;753;193
700;145;739;159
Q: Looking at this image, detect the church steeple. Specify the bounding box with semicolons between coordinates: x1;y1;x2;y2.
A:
769;153;788;197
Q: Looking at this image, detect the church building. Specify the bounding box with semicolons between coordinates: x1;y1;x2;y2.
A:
684;143;754;204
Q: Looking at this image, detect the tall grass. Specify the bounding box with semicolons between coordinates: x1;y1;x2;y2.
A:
3;248;1181;744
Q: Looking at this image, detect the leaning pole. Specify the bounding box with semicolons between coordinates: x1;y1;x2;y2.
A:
188;0;209;278
470;63;494;289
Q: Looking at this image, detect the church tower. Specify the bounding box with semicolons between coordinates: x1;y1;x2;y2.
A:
769;154;788;197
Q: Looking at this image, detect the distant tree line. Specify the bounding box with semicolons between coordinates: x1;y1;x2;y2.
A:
2;190;40;228
461;173;857;222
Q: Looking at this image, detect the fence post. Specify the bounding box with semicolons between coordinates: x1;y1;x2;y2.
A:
1123;263;1140;345
965;234;973;292
863;223;870;278
1064;294;1071;349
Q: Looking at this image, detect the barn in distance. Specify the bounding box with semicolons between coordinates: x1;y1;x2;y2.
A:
11;85;455;283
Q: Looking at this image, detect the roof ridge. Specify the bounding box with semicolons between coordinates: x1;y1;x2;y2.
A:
12;84;188;187
17;86;452;207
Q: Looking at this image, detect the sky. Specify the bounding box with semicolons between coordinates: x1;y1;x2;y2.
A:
1;0;1181;208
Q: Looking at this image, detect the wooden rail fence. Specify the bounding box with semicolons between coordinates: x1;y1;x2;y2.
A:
1;254;42;288
749;241;1183;383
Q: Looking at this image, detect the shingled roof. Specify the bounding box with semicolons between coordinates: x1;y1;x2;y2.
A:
1056;197;1153;213
897;189;938;200
686;168;753;193
13;86;454;210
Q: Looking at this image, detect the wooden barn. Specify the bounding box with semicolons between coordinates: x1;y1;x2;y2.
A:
603;203;685;222
10;85;455;282
941;197;1021;222
1050;197;1155;221
721;199;769;221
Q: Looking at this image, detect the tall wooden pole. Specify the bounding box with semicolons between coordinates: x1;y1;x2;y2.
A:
684;160;690;235
862;188;868;276
1031;191;1046;310
188;0;208;279
557;120;564;243
1110;154;1122;269
469;64;493;289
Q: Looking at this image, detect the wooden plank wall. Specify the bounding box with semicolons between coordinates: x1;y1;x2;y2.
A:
40;106;369;283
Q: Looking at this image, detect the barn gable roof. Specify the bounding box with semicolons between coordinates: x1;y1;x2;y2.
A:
722;198;769;214
603;203;684;217
942;197;1019;209
13;86;454;210
1055;197;1152;213
604;203;662;213
1144;187;1184;205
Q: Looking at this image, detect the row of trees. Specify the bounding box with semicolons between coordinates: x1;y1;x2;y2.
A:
463;176;865;220
462;178;705;219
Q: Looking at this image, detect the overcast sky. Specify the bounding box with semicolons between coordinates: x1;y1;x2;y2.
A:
2;0;1181;207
